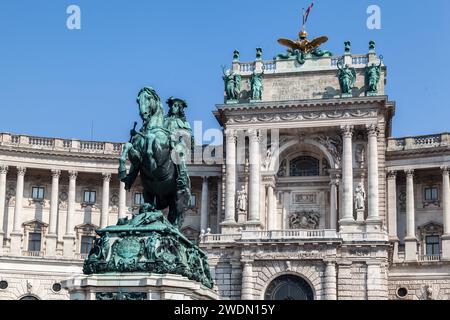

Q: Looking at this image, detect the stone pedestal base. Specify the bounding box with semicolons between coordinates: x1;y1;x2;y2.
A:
356;209;365;222
63;235;76;258
220;221;240;234
404;237;418;262
9;232;23;255
244;221;261;231
441;235;450;261
45;234;58;257
62;273;219;300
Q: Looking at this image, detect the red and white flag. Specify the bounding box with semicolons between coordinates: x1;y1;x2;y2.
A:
303;1;314;25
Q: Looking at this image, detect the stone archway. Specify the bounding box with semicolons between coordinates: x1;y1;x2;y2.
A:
264;274;315;300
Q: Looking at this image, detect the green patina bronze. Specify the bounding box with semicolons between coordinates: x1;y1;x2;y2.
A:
249;70;264;101
365;58;382;96
344;41;351;54
83;87;214;289
275;47;332;65
222;66;241;101
337;60;356;97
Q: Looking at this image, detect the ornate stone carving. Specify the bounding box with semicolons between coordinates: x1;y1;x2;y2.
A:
227;108;378;124
354;183;366;211
366;124;379;137
289;211;320;229
387;170;397;179
340;125;354;138
102;172;112;182
0;165;8;175
292;193;316;205
51;170;61;179
68;171;78;180
96;292;147;301
316;135;342;168
17;167;26;176
236;186;247;213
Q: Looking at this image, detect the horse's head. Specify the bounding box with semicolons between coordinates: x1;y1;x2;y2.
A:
137;87;163;122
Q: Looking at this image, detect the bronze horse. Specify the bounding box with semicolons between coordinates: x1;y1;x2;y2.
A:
119;87;191;229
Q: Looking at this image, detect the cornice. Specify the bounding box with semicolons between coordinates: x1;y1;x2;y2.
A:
217;95;389;112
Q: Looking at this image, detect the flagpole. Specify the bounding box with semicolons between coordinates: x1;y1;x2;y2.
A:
302;7;305;31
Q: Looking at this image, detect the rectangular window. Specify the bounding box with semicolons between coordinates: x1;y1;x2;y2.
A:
424;187;439;202
28;232;41;252
80;236;95;255
426;235;440;255
31;186;45;200
83;191;96;204
134;193;144;206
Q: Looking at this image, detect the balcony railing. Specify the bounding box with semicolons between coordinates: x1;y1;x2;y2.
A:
419;254;441;262
0;133;123;156
387;133;449;151
22;251;44;257
201;229;340;244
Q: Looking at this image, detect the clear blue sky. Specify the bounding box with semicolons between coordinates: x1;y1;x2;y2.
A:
0;0;449;143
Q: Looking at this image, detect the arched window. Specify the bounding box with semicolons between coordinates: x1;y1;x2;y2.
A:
265;275;314;300
20;295;39;300
290;156;319;177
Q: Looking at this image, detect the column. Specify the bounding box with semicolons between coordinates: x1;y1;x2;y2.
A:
0;166;8;254
324;262;337;300
366;262;388;300
267;184;275;230
387;171;399;261
260;184;267;227
10;167;26;254
248;130;261;225
100;173;111;229
282;192;290;229
223;130;237;225
63;171;77;258
118;181;127;219
441;167;450;260
49;170;61;235
200;176;209;232
215;178;222;233
46;169;60;256
329;174;339;230
241;261;254;300
404;169;417;262
340;125;354;224
367;125;380;221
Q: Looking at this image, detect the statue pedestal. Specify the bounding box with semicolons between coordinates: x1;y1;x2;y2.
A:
356;209;365;222
62;273;219;300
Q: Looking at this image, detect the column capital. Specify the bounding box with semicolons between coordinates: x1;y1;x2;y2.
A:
441;166;450;175
225;129;237;142
202;176;210;182
404;169;414;178
102;172;112;182
340;125;354;138
366;124;380;137
51;169;61;179
17;167;26;176
0;165;8;175
248;129;260;142
330;173;341;186
68;171;78;180
387;170;397;179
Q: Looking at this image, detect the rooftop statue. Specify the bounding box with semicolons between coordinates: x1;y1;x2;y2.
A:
82;87;214;289
337;59;356;97
249;70;264;101
222;66;241;102
365;57;383;96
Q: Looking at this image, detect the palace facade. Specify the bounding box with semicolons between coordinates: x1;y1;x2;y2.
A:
0;39;449;300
